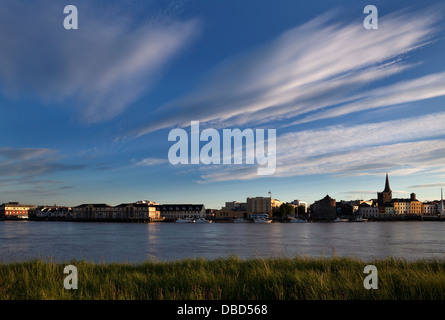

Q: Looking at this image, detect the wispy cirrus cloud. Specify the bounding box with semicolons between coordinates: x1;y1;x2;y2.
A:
0;1;199;123
409;183;445;189
129;5;445;184
132;157;168;166
339;190;409;196
0;147;85;179
0;147;86;201
126;6;444;137
291;71;445;125
198;111;445;182
274;110;445;178
200;139;445;183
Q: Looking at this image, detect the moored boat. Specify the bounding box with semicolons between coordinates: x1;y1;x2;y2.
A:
349;217;368;222
233;218;249;223
288;216;307;223
176;217;195;223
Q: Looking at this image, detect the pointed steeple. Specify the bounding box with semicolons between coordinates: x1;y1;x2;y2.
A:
384;172;391;192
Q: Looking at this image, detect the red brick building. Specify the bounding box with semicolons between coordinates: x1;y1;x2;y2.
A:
0;202;35;219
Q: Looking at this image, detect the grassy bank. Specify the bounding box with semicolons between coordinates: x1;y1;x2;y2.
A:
1;256;445;300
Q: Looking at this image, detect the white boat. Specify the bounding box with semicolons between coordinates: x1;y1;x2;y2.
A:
288;216;306;223
250;213;269;219
349;217;368;222
176;217;195;223
333;217;349;222
195;218;212;223
233;218;249;223
254;218;272;223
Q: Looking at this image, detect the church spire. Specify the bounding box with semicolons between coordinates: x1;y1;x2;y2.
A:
384;172;391;192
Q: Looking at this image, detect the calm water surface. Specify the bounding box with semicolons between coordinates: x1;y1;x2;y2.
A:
0;221;444;263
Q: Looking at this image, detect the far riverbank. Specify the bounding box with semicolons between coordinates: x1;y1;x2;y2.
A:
2;213;444;223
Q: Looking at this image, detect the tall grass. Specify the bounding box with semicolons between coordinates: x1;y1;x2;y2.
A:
1;256;444;300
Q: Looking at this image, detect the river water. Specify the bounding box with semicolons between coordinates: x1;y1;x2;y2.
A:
0;220;444;263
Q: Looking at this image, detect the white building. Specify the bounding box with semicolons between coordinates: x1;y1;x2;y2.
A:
423;202;439;215
291;200;308;213
358;203;379;219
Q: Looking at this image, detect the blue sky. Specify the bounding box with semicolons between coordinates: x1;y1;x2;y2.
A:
1;0;445;208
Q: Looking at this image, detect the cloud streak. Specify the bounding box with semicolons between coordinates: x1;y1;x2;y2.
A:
0;1;199;123
198;112;445;182
122;5;445;185
292;71;445;125
409;183;445;189
132;157;168;166
127;6;443;137
0;147;85;179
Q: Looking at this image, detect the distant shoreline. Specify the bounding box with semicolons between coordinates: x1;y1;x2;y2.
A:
1;216;444;223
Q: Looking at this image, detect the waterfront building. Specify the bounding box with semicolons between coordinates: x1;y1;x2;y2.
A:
375;174;423;216
35;205;72;219
423;202;439;215
112;203;128;220
113;202;161;221
409;193;423;215
391;194;422;216
378;205;385;216
217;201;248;220
393;199;410;215
384;204;395;217
246;196;282;215
0;202;35;219
224;201;247;211
337;200;371;218
132;202;161;221
440;188;445;217
311;195;337;220
216;196;285;220
358;202;379;219
215;207;249;220
247;196;271;214
72;203;113;220
157;204;206;221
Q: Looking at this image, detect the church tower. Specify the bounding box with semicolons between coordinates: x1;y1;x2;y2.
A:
377;173;392;204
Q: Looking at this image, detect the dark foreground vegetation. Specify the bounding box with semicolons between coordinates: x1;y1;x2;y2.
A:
1;256;444;300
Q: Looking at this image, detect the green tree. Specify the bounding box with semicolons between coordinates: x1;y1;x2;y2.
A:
279;203;295;217
297;205;306;217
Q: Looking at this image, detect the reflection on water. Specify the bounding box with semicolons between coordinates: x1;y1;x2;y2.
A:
0;221;444;263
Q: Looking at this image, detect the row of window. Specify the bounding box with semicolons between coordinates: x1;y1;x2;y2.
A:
162;207;202;211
